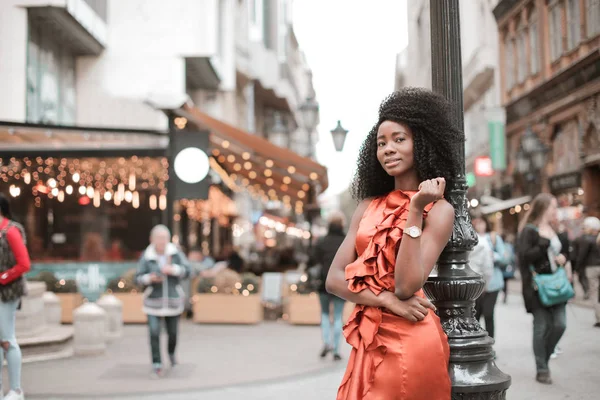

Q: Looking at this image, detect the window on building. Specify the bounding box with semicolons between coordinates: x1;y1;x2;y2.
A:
586;0;600;37
263;0;274;49
504;34;514;90
529;10;540;74
250;0;258;25
277;0;288;61
567;0;581;50
548;1;563;61
517;24;527;82
217;0;225;58
26;16;76;125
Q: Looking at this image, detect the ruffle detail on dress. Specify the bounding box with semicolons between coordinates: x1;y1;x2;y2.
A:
338;190;433;398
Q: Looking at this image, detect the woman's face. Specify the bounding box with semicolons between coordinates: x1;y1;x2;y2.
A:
376;121;415;177
543;198;558;223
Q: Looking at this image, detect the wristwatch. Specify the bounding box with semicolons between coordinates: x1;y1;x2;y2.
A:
403;226;422;238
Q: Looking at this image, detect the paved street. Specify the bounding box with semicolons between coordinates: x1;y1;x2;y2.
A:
10;294;600;400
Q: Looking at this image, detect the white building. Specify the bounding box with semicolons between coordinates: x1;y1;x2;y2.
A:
0;0;318;158
397;0;506;200
0;0;326;256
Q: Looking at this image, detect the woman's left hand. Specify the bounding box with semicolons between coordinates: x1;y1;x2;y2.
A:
411;178;446;211
555;254;567;266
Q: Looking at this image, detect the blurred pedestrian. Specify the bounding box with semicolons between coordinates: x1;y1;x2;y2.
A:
517;193;570;385
473;217;505;339
573;217;600;326
469;215;494;291
312;211;347;361
501;234;517;303
136;224;191;378
0;193;31;400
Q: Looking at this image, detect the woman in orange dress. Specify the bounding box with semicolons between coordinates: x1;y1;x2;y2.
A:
326;88;463;399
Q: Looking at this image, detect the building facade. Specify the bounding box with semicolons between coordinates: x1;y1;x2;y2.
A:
398;0;508;206
493;0;600;221
0;0;318;157
0;0;325;264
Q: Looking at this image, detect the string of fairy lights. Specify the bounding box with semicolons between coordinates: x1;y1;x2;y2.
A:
0;156;169;210
0;134;321;218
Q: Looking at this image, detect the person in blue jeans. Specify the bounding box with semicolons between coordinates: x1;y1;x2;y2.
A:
312;212;347;361
0;194;31;400
136;225;191;378
518;194;568;385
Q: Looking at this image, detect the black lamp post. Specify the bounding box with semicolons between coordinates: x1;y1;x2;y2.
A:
516;127;548;194
425;1;511;399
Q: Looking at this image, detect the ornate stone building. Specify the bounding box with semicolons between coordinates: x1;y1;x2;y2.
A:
494;0;600;218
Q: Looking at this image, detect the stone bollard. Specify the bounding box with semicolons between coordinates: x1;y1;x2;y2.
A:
73;302;107;356
43;291;62;326
16;281;46;338
97;294;123;341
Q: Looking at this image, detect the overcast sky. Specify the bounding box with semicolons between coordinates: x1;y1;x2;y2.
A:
293;0;409;197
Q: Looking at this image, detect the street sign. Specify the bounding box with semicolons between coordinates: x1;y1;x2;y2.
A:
488;121;506;171
466;172;476;187
474;156;494;177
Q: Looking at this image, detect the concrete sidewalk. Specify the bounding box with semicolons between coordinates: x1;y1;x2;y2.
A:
16;320;349;398
9;294;600;399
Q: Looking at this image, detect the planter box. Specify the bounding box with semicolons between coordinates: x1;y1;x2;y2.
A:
112;293;147;324
193;294;263;324
56;293;84;324
286;294;355;325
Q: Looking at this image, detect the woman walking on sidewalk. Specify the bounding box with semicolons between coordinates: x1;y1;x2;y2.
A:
326;88;458;399
0;194;31;400
136;225;191;378
517;193;570;385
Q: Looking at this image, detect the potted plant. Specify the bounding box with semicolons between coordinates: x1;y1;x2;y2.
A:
193;271;263;324
105;269;146;324
29;271;83;324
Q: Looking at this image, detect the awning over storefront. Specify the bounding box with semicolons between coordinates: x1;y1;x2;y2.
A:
480;195;532;215
0;122;167;157
179;105;328;208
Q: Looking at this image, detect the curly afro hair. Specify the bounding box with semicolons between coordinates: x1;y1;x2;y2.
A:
351;87;464;201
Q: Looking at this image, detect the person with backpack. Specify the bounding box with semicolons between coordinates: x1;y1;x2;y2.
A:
311;211;346;361
0;193;31;400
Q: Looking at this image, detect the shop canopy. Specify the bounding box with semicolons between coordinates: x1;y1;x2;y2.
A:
177;105;329;207
480;195;532;215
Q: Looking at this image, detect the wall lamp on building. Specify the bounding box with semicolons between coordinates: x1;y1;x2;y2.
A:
516;126;548;190
269;112;288;148
299;95;319;158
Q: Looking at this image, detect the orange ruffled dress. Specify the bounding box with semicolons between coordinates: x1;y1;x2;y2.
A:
337;190;451;400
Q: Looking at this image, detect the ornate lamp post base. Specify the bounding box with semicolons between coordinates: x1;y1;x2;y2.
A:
427;1;512;398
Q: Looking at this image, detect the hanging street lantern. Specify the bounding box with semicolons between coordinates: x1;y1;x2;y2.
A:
330;120;348;152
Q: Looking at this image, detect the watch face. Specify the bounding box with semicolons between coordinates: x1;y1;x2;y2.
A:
406;227;420;237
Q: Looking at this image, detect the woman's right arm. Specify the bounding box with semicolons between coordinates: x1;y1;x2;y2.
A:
323;201;402;308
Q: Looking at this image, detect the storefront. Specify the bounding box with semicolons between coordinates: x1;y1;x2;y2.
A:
0;105;328;298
